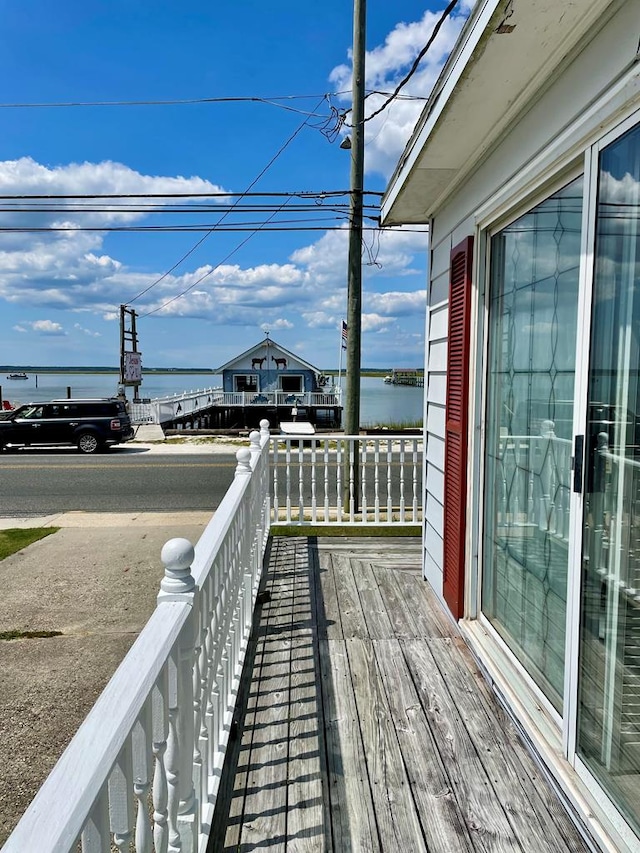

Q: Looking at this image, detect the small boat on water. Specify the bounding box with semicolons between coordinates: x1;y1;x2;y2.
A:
7;372;28;380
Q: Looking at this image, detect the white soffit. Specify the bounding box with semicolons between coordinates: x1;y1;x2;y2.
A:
381;0;616;225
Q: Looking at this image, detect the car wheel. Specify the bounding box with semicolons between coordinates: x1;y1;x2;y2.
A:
77;432;101;454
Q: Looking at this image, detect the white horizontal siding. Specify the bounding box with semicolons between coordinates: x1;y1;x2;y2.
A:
426;462;444;505
427;403;446;437
427;373;447;405
429;304;448;341
430;270;450;309
426;433;445;470
425;491;444;534
424;521;444;571
428;339;447;373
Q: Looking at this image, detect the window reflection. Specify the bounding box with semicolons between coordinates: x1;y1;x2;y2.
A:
578;123;640;835
483;176;583;710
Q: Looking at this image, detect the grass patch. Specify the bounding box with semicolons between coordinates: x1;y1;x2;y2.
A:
0;527;59;561
0;629;63;641
271;524;421;537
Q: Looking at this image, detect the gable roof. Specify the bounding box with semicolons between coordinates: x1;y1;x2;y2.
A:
381;0;617;225
215;337;322;374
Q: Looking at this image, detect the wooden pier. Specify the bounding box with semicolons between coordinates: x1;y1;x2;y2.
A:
210;536;589;852
384;368;424;387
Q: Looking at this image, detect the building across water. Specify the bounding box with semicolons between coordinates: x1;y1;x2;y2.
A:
145;336;342;431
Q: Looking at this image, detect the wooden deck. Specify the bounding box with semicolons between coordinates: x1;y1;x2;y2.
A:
209;537;590;852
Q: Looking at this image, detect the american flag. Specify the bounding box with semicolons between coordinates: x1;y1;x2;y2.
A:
341;320;348;349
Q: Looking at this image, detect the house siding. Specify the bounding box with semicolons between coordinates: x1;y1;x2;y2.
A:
421;0;638;605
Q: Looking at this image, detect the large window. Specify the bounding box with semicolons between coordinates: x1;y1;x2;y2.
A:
482;177;583;710
577;122;640;835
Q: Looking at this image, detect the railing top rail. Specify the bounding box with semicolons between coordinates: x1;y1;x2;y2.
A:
3;601;189;853
271;433;422;441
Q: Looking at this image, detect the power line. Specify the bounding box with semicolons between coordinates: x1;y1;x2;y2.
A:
0;90;426;110
127;98;326;306
345;0;462;126
130;98;330;310
140;195;296;318
0;190;382;200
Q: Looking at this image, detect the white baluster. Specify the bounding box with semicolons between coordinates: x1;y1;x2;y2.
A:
81;785;110;852
336;439;343;523
166;655;180;853
323;439;330;522
386;439;393;522
311;439;317;522
285;441;292;522
133;703;153;853
348;438;355;522
412;439;419;522
273;438;280;524
298;438;304;522
197;585;210;814
108;741;134;852
374;439;380;524
361;439;368;523
152;673;170;853
399;438;406;522
159;538;197;853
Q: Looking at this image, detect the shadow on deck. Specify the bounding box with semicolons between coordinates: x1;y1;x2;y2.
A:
209;537;588;852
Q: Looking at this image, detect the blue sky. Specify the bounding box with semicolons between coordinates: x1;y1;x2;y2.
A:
0;1;471;370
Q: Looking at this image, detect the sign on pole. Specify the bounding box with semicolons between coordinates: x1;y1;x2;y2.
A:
123;351;142;384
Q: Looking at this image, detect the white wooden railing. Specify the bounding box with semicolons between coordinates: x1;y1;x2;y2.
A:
271;434;422;525
2;423;272;853
1;424;423;853
495;426;572;543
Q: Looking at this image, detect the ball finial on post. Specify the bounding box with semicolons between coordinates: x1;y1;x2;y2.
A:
160;538;196;596
249;430;261;455
235;447;252;476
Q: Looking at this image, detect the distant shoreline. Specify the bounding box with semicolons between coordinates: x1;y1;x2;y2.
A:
0;367;421;377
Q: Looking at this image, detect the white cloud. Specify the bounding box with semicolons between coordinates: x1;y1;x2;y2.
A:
19;319;67;336
330;4;471;178
74;322;101;337
13;324;27;333
0;2;458;357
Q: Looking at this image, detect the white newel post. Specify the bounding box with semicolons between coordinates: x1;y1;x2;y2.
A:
159;538;197;853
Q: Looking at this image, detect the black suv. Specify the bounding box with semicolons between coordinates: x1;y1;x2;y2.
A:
0;398;135;453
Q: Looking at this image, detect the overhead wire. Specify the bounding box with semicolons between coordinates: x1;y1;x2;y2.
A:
127;96;326;306
344;0;462;126
136;97;332;315
140;194;296;317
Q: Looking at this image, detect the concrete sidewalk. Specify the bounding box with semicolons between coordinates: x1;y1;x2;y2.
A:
0;510;212;846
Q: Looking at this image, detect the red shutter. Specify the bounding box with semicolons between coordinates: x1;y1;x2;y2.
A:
443;236;474;619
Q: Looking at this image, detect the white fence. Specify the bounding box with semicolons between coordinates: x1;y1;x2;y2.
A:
271;434;422;525
1;426;421;853
2;424;271;853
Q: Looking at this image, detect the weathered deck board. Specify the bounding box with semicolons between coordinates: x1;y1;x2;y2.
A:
210;537;589;853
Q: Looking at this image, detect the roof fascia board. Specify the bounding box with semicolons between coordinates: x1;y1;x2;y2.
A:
382;0;501;220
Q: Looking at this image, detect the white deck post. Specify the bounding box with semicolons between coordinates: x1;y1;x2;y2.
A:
159;539;197;853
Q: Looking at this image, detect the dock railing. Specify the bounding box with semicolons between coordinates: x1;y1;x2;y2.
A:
1;424;422;853
129;388;342;425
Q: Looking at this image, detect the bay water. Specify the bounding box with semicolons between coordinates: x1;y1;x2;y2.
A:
0;373;424;427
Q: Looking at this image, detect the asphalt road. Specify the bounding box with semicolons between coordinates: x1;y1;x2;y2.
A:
0;448;238;516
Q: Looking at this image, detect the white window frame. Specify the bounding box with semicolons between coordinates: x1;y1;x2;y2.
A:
465;80;640;852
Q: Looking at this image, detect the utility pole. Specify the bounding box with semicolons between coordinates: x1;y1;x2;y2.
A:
344;0;366;510
119;305;142;402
